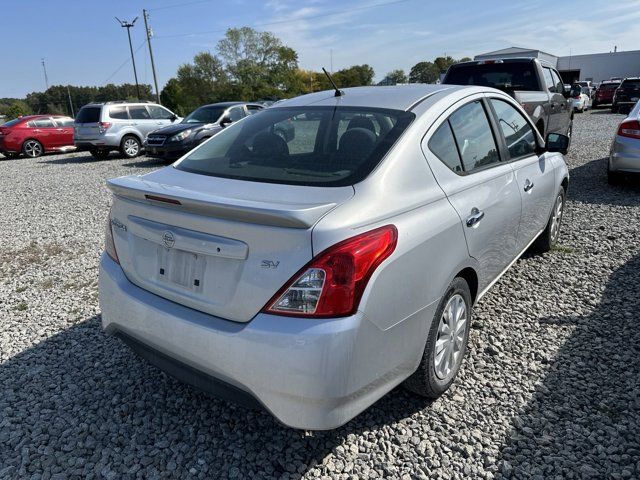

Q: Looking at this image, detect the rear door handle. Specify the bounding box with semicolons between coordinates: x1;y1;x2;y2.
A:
524;179;535;192
466;208;485;227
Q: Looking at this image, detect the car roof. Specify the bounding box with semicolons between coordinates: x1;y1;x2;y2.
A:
199;102;262;108
272;84;468;111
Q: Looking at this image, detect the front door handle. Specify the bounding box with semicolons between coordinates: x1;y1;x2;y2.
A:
524;179;535;192
466;208;485;228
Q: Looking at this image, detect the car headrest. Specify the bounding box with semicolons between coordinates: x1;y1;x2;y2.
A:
335;127;377;168
347;115;376;134
252;131;289;158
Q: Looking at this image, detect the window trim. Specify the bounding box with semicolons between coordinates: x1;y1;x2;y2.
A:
127;105;152;120
486;96;540;163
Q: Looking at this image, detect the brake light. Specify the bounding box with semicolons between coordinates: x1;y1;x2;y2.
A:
104;208;120;264
263;225;398;318
98;122;112;134
618;120;640;139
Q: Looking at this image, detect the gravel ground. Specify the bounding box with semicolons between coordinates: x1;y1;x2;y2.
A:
1;111;639;479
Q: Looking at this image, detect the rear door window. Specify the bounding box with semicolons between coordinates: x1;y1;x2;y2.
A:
448;100;500;172
109;106;129;119
129;106;151;120
148;105;174;119
622;79;640;90
428;121;463;173
53;117;74;127
490;99;537;159
32;118;55;128
75;107;101;123
542;68;556;92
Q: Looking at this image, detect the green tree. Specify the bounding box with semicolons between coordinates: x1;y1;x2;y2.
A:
4;100;31;119
378;69;408;86
434;56;457;74
409;61;439;83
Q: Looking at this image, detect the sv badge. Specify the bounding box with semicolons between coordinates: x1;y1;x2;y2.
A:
261;260;280;269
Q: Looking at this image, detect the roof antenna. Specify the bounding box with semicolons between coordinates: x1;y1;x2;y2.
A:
323;67;344;97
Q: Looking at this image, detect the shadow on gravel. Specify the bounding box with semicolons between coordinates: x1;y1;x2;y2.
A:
39;154;114;165
566;157;640;207
122;157;174;169
496;254;640;478
0;315;430;478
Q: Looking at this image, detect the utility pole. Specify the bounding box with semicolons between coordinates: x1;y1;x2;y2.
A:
67;86;74;117
143;9;161;104
115;16;141;100
41;58;49;90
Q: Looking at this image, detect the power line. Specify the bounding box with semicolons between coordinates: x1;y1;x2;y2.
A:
103;40;147;84
148;0;214;12
154;0;412;39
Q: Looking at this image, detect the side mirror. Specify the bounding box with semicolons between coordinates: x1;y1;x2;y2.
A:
562;86;571;99
546;133;569;155
170;114;178;122
220;115;232;127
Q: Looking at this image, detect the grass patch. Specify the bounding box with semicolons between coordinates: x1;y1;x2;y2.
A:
15;285;28;293
14;302;28;311
551;245;575;254
40;278;54;289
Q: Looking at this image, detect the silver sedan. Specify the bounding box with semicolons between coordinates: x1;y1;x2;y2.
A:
99;84;570;429
609;100;640;184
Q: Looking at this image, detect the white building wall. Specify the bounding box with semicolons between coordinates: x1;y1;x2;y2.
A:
557;50;640;83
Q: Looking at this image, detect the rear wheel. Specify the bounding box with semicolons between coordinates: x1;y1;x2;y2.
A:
1;152;19;160
90;149;110;160
119;135;141;158
22;139;43;158
611;105;619;113
404;277;472;398
532;187;566;253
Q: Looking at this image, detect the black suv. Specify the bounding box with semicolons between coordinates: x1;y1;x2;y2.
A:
145;102;264;160
612;78;640;113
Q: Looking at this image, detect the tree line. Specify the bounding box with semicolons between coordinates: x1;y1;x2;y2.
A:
1;26;471;120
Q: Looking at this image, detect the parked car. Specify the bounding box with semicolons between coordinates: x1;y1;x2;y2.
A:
99;84;570;429
568;84;591;112
74;101;180;159
0;115;75;159
443;58;573;143
145;102;264;161
612;77;640;114
608;100;640;184
576;80;594;98
592;80;621;108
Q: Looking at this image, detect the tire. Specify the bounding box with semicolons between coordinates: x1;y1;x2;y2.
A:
608;169;624;185
532;187;566;253
22;139;43;158
1;152;19;160
90;149;110;160
566;120;573;150
612;105;619;113
404;277;472;399
592;101;599;109
119;135;141;158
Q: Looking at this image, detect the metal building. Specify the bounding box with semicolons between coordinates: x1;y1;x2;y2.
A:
474;46;640;84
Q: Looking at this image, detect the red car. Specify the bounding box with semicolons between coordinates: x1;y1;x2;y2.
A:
592;81;620;109
0;115;75;158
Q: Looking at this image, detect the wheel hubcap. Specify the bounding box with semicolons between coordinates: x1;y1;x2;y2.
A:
124;139;139;156
550;194;564;242
434;294;467;380
25;141;42;157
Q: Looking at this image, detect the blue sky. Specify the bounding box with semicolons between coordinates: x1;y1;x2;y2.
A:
2;0;640;98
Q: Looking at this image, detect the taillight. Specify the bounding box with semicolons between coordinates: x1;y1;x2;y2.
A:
98;122;112;134
104;208;120;264
263;225;398;318
618;120;640;139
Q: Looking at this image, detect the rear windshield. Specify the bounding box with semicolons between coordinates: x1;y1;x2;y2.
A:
175;106;415;187
599;83;619;91
621;79;640;88
75;107;101;123
1;118;23;127
445;63;540;91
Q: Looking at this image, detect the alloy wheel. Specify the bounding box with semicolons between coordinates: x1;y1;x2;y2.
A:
123;138;139;157
550;193;564;242
24;140;43;158
434;294;467;380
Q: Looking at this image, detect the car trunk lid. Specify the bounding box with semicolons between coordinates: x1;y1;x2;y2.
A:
107;167;354;322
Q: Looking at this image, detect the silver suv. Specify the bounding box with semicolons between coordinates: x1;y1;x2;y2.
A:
74;101;180;159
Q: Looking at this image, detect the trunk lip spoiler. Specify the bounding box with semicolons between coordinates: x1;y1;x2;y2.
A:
107;177;340;229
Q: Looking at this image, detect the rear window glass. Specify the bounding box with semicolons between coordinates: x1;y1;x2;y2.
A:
109;106;129;119
2;118;23;127
184;106;226;123
129;106;151;120
428;121;463;173
53;118;74;127
599;83;619;91
448;101;500;172
175;106;415;187
621;79;640;88
445;63;540;91
75;107;101;123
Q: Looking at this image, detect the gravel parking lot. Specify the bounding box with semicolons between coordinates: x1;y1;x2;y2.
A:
1;111;639;479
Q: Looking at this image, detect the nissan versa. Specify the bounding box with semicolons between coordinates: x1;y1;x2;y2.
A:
99;84;569;430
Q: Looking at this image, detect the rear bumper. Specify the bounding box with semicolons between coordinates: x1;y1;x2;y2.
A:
99;253;428;429
74;133;121;150
610;135;640;173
